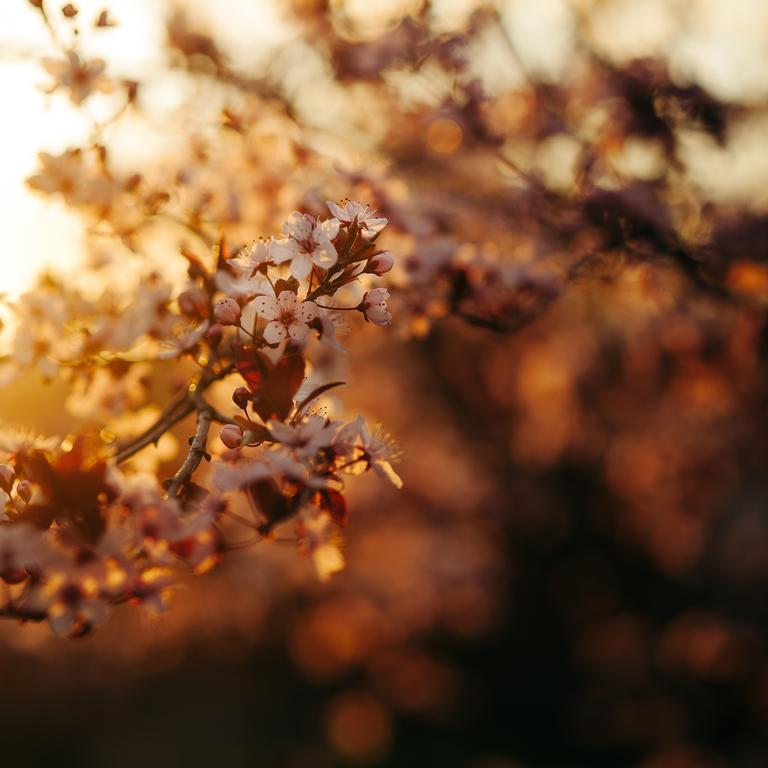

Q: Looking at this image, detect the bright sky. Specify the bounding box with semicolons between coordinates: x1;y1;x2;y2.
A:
0;0;285;297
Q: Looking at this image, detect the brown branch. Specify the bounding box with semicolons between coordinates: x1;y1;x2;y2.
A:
165;405;213;498
0;604;46;623
113;364;235;465
114;390;194;463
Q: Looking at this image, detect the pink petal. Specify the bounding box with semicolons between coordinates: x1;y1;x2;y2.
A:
251;295;279;320
311;241;338;270
263;321;287;344
326;200;348;221
288;322;309;343
291;253;313;280
277;291;297;312
268;238;297;264
298;301;318;322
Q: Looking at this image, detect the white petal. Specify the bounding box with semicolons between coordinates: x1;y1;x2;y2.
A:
268;420;295;443
288;322;309;343
361;217;388;237
251;295;279;320
291;252;313;280
268;237;297;264
317;218;340;240
374;460;404;489
263;321;287;344
298;301;318;322
277;290;297;312
311;241;338;270
326;200;348;221
283;211;313;240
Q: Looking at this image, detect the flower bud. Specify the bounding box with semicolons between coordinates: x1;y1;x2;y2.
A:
178;288;206;317
365;251;394;275
359;288;392;326
1;568;27;585
0;465;14;494
213;297;241;326
232;386;251;410
206;323;224;347
16;480;32;504
220;424;244;449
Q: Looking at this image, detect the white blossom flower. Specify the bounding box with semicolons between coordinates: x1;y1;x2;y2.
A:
226;241;270;273
250;290;318;345
215;262;271;301
158;320;209;359
359;288;392;326
327;200;388;238
268;416;335;457
268;212;340;280
334;416;403;488
213;450;326;491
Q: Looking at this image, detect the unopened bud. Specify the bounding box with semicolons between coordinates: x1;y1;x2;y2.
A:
1;568;27;585
206;323;224;347
220;424;244;449
16;480;32;504
214;297;241;326
178;289;206;317
232;386;251;409
359;288;392;326
365;251;394;276
0;465;14;494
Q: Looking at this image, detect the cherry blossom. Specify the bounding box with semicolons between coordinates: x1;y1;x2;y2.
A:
334;416;403;488
250;290;318;345
327;200;388;238
268;416;335;457
227;241;270;273
268;212;340;280
42;51;113;105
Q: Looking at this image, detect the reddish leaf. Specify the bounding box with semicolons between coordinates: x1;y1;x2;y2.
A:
234;344;268;393
252;352;305;422
19;438;115;544
246;479;297;533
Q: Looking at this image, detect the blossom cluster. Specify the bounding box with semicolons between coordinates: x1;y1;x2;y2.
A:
0;202;401;635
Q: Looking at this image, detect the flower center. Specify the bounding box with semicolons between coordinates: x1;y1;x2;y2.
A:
279;308;297;326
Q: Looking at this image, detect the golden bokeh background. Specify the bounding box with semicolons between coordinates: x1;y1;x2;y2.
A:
2;1;768;766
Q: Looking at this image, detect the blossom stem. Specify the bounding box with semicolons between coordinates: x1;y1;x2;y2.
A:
314;303;357;311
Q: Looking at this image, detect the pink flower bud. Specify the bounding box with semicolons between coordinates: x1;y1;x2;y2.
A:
16;480;32;504
206;323;224;347
359;288;392;326
0;465;14;493
232;386;251;410
220;424;244;449
178;288;207;317
365;251;394;275
213;297;241;326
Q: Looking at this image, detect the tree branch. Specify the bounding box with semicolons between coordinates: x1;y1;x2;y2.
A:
165;406;213;498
